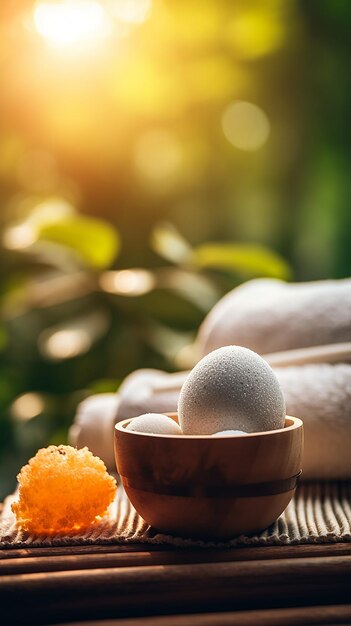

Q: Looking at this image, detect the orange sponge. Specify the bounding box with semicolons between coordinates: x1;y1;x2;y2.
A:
12;445;116;535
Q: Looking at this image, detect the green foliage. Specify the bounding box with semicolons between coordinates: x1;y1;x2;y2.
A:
38;216;120;269
150;222;192;265
191;243;292;280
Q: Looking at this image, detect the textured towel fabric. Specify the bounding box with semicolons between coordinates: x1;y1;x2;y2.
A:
276;364;351;479
198;277;351;356
1;482;350;549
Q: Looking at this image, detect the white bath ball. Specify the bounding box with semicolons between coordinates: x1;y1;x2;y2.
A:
212;430;247;437
126;413;182;435
178;345;285;435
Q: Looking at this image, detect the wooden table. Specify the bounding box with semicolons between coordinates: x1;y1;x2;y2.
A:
1;541;351;625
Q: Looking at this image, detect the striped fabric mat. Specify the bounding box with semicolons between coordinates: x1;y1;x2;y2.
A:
1;481;351;548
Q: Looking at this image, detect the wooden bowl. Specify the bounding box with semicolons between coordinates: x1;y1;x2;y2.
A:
114;414;303;540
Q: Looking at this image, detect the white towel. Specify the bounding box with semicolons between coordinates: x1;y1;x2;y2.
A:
276;363;351;479
198;278;351;356
70;278;351;479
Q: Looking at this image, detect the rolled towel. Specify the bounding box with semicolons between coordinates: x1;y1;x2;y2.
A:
68;393;119;469
275;363;351;479
116;368;186;421
198;277;351;356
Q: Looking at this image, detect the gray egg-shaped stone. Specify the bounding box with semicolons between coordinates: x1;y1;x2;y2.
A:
178;346;285;435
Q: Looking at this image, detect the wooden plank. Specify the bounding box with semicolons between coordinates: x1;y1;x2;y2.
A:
1;555;350;624
57;604;351;625
1;542;351;575
0;542;167;559
0;549;238;574
1;540;351;562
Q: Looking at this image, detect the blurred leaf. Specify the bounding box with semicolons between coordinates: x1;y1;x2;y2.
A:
38;216;120;269
191;243;291;280
150;222;192;264
39;310;111;361
89;379;120;393
156;268;220;311
145;321;195;365
2;271;97;319
137;289;204;330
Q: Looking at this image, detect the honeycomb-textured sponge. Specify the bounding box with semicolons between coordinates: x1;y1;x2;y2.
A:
11;445;116;536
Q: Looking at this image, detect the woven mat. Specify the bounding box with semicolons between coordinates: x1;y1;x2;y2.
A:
1;481;351;549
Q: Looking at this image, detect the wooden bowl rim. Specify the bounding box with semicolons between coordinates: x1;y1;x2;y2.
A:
115;415;303;439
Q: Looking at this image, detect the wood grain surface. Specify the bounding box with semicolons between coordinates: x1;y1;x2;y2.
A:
59;604;351;626
1;542;351;625
1;542;351;573
115;415;303;539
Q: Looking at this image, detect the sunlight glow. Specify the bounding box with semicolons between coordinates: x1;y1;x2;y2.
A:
34;0;111;48
222;101;270;152
109;0;151;24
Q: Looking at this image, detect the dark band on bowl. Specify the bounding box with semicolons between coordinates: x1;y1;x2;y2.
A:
121;470;302;498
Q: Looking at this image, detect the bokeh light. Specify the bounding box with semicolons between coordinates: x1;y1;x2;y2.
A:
3;197;75;250
33;0;112;48
11;393;45;422
39;312;110;360
100;269;156;295
3;223;37;251
27;197;76;226
222;101;270;152
41;328;92;360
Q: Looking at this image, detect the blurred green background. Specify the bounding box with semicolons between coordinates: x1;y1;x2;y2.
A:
0;0;350;498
